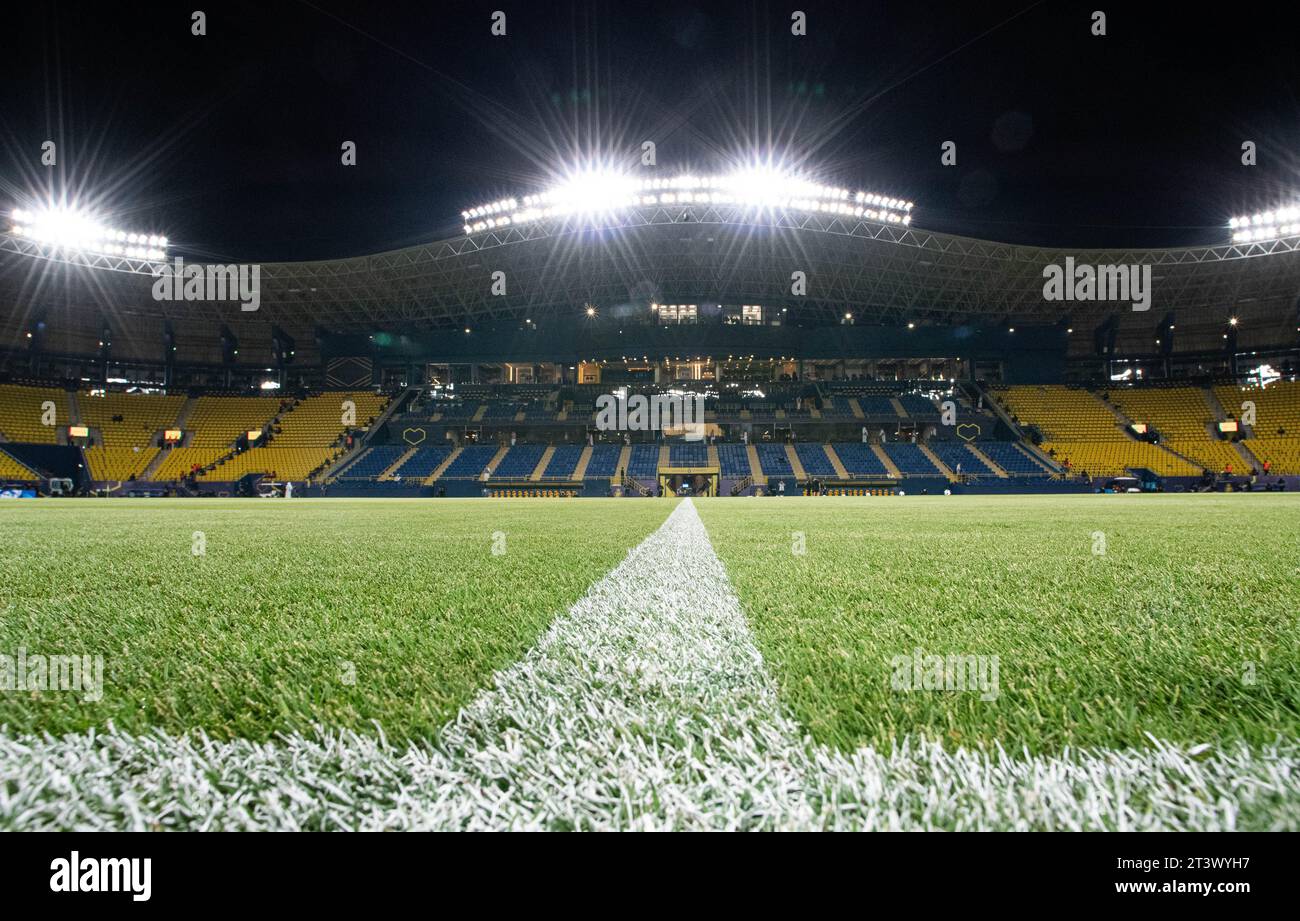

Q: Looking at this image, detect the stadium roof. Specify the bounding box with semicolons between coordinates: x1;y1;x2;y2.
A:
5;208;1300;339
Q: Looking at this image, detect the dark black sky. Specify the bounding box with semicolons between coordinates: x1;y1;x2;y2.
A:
3;1;1299;262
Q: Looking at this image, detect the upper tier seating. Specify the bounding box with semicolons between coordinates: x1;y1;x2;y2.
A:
898;393;939;417
269;391;388;446
482;402;520;419
996;385;1127;442
818;397;855;418
856;395;899;417
433;401;480;419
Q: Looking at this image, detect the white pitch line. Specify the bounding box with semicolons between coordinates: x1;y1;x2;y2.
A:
2;498;1297;831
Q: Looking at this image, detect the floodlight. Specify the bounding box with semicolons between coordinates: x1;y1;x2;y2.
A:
7;204;168;261
460;165;914;233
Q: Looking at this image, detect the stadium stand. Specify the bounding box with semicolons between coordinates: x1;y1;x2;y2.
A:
756;442;793;476
197;390;387;481
669;442;708;466
337;445;406;480
627;444;659;479
883;443;945;476
856;395;899;417
440;444;499;479
0;446;38;481
898;393;939;417
152;395;281;480
80;390;184;480
717;443;751;477
978;441;1050;476
493;444;547;478
583;444;620;479
541;445;583;479
391;445;453;479
1216;381;1300;473
995;384;1199;477
0;384;70;444
930;442;993;476
794;443;836;477
1107;385;1242;473
831;442;889;477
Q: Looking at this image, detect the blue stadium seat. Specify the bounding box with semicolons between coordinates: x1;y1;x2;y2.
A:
338;445;406;480
831;443;888;477
493;444;547;478
883;443;944;476
857;395;899;417
627;444;660;479
717;443;751;477
978;442;1049;476
583;444;620;479
929;442;992;475
669;442;708;466
392;444;453;479
794;443;835;476
441;444;500;479
542;445;583;479
756;443;793;476
898;393;939;417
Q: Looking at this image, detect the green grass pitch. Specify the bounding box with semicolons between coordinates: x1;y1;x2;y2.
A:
2;494;1297;757
698;493;1300;753
0;498;669;742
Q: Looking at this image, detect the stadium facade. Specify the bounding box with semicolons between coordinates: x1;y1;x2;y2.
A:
1;197;1298;499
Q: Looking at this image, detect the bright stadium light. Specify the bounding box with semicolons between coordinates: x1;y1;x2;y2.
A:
1230;203;1300;242
460;166;915;235
7;204;168;261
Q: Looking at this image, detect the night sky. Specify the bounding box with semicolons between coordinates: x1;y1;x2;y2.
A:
3;1;1299;262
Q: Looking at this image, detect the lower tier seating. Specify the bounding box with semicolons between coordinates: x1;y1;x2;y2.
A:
830;443;888;477
338;445;407;480
542;445;583;479
583;444;620;479
883;443;944;476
